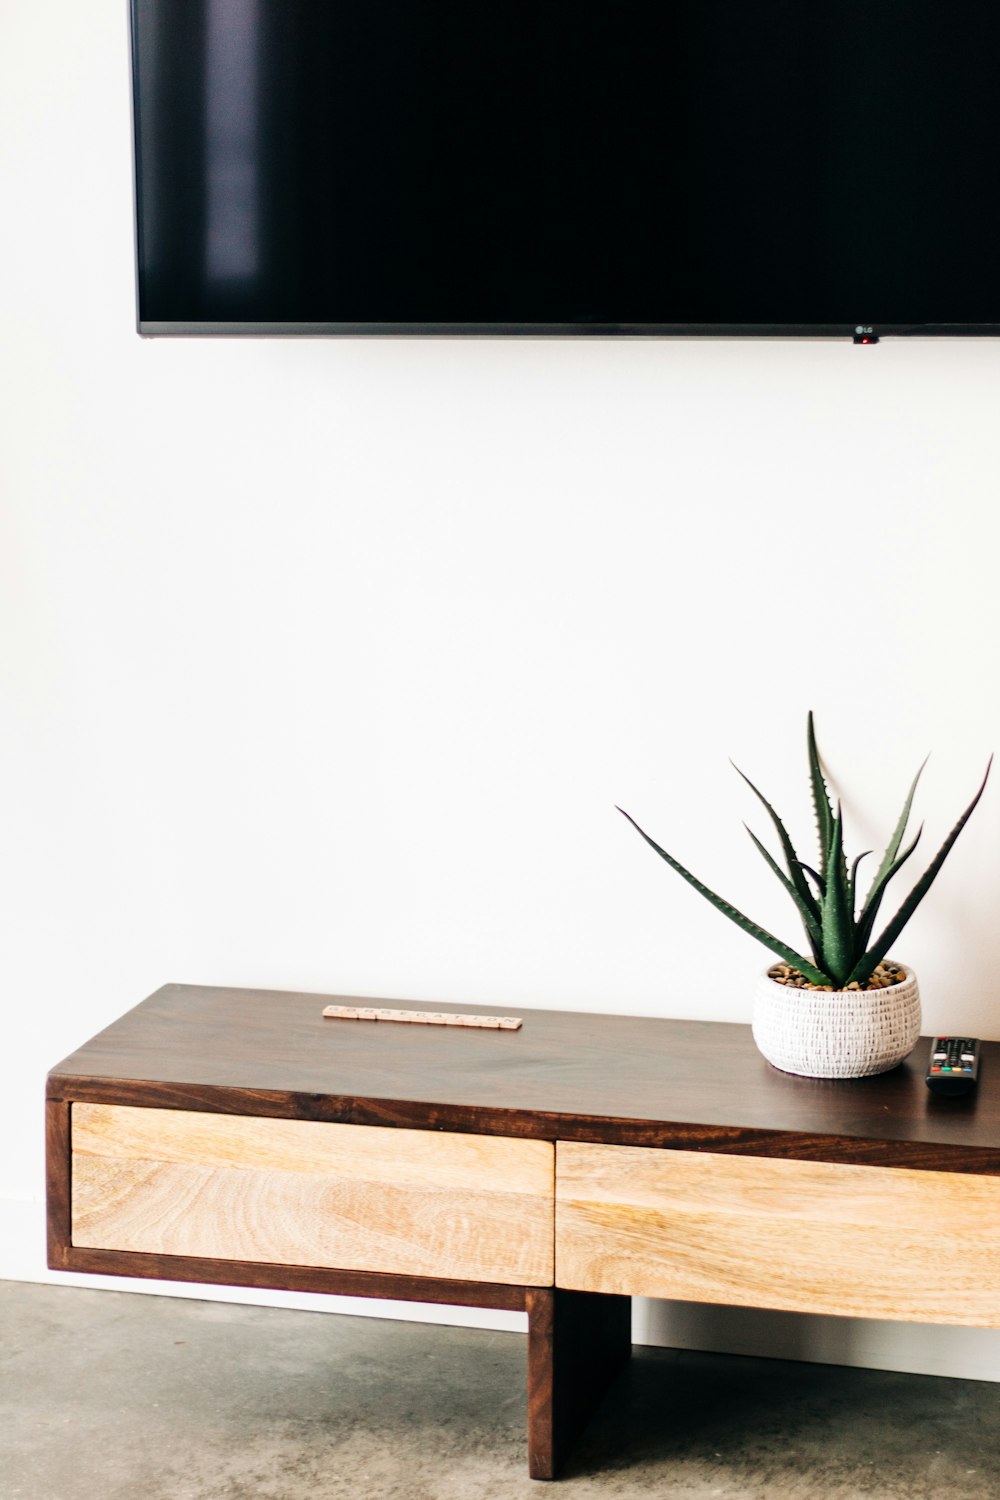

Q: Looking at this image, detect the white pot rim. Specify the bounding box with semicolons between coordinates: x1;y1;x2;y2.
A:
759;961;913;997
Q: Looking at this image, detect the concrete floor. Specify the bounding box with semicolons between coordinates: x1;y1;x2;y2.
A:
2;1282;997;1500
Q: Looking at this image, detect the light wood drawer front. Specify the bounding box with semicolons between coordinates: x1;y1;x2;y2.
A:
72;1105;554;1286
556;1142;1000;1326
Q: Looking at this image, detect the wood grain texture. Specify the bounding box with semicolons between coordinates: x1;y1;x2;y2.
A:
73;1105;554;1286
526;1288;557;1479
45;983;1000;1172
526;1287;631;1479
56;1245;529;1310
556;1142;1000;1327
45;1099;71;1272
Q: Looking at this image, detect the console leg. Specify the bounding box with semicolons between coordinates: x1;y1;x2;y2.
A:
526;1287;632;1480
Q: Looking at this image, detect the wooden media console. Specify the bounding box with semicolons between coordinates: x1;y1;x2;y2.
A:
47;983;1000;1478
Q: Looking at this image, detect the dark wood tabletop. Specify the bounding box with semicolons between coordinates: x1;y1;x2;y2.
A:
47;982;1000;1172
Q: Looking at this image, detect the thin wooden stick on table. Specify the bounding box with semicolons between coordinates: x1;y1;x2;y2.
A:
322;1004;523;1030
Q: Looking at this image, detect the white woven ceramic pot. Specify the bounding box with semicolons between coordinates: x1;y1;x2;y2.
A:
751;964;921;1079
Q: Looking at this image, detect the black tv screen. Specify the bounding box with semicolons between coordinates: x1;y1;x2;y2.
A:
131;0;1000;337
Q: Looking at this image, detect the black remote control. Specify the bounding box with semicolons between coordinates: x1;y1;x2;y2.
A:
926;1037;980;1096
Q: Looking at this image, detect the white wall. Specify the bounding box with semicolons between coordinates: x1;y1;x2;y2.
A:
5;0;1000;1381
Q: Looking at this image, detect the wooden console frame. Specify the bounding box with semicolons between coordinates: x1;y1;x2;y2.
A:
47;983;1000;1479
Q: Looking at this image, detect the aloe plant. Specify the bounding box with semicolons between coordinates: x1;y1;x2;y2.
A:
619;714;991;989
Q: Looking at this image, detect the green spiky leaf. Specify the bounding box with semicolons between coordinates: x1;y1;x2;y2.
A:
798;862;825;898
819;803;855;985
860;757;927;911
743;824;824;961
847;851;872;918
854;825;923;957
807;711;835;872
731;762;821;926
616;807;832;985
845;758;993;985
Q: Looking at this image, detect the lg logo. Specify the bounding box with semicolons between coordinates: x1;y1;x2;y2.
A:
855;325;874;335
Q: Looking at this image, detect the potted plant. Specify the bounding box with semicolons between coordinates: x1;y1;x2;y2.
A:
619;715;991;1078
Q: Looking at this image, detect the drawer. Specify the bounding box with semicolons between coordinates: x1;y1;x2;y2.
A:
556;1142;1000;1326
72;1104;554;1286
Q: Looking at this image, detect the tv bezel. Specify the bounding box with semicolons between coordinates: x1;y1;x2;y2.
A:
136;321;1000;339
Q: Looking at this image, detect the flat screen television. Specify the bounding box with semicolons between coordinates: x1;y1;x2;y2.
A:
130;0;1000;338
